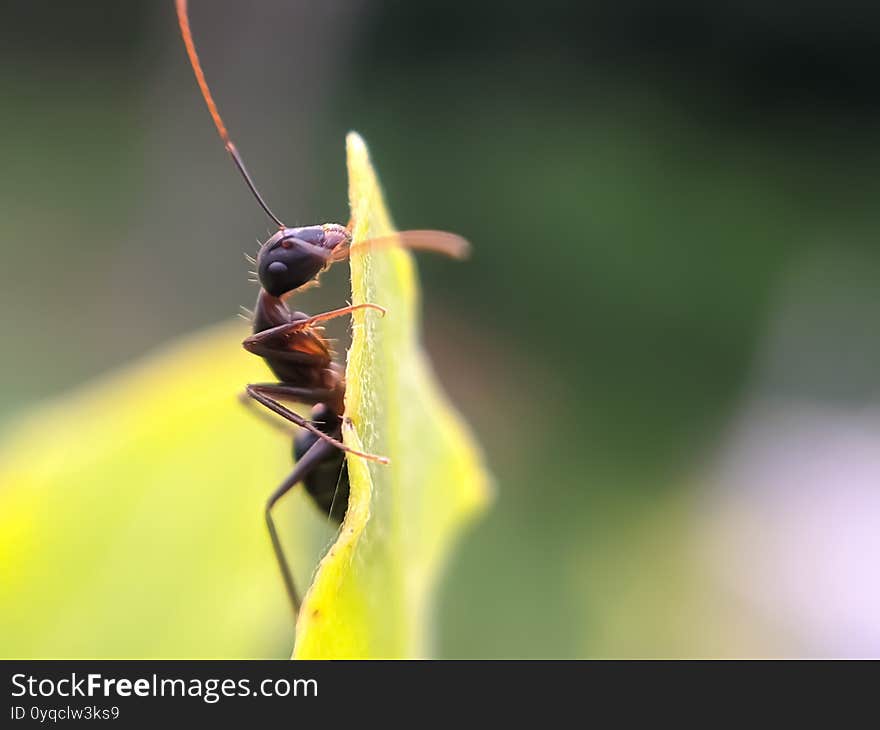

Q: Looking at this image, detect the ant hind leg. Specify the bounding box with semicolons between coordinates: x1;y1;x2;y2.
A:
266;437;338;616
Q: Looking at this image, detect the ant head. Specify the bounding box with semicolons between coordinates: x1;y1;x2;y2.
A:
257;224;351;297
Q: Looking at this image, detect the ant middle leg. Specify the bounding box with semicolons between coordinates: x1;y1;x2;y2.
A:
245;384;389;464
238;383;336;435
246;383;336;407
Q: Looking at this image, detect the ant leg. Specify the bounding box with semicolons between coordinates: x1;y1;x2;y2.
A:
245;384;389;464
299;302;386;327
242;339;326;364
238;391;296;436
266;437;338;616
238;384;336;435
245;383;336;407
241;384;335;408
242;303;385;361
244;303;385;346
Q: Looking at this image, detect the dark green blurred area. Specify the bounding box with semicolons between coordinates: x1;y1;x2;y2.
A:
3;1;880;657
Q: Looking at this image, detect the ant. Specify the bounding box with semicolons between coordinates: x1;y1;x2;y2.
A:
175;0;469;616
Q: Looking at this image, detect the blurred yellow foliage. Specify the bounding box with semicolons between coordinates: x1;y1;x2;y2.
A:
0;319;306;657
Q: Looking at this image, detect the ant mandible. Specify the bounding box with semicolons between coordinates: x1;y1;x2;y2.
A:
175;0;469;616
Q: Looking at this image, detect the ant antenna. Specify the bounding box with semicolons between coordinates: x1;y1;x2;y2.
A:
175;0;285;228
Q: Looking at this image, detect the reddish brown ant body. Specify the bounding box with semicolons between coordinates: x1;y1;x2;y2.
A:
175;0;468;615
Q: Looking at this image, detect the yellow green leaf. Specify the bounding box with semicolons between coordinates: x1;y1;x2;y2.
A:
0;132;491;659
292;133;492;658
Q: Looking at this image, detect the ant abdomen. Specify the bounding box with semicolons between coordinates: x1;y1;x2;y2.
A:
293;407;349;524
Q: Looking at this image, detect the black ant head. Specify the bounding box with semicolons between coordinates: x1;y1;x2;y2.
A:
256;224;351;297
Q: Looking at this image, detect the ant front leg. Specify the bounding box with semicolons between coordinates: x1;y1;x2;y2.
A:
265;437;340;615
242;302;386;360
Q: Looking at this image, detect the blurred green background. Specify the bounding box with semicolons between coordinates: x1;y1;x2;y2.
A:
3;1;880;657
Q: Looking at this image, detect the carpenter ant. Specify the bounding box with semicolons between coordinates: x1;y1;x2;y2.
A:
175;0;469;616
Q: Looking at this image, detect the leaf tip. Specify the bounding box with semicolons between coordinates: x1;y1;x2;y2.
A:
346;131;368;163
